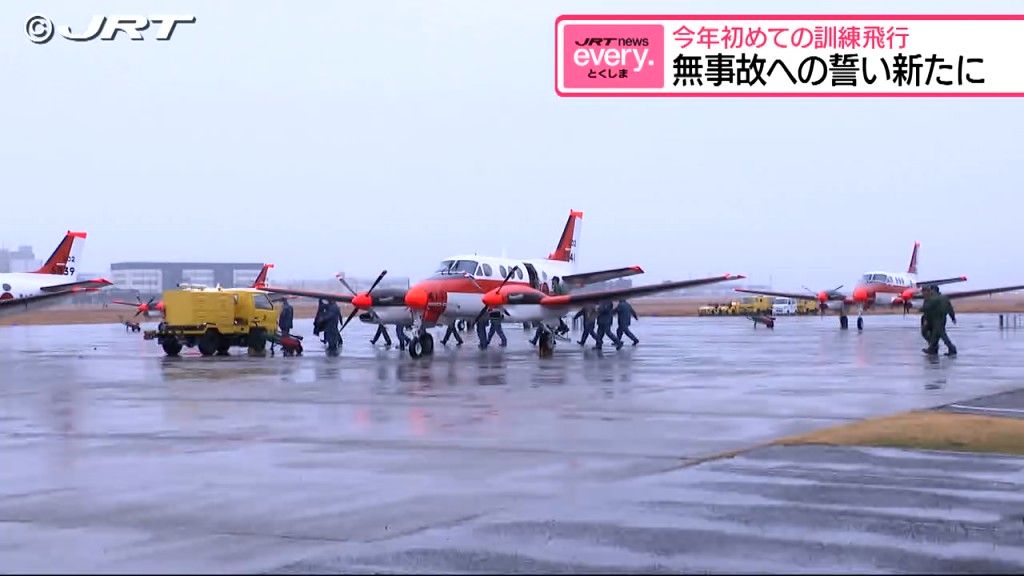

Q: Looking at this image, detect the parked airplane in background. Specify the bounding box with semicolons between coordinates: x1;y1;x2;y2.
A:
112;264;276;317
262;210;745;356
0;231;112;318
736;241;1024;330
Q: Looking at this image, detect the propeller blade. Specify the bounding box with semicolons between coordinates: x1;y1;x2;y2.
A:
340;307;360;331
366;270;388;295
336;273;357;296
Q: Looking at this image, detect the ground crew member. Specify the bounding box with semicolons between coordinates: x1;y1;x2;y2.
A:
921;285;957;356
476;316;490;349
594;300;624;350
487;309;507;347
614;299;640;345
278;298;294;336
371;322;392;347
575;304;598;346
394;324;410;350
321;300;343;355
441;319;463;346
313;299;328;341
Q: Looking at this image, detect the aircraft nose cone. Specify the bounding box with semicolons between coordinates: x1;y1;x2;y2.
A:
351;293;372;309
405;287;428;310
853;287;869;302
482;290;504;308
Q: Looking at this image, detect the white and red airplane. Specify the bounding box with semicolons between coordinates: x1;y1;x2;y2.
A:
735;241;1024;330
113;263;276;317
0;231;112;318
262;210;745;356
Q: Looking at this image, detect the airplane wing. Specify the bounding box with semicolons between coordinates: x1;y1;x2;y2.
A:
733;288;824;301
39;278;113;292
561;266;645;289
259;285;355;304
0;285;107;317
538;274;744;307
923;285;1024;301
916;275;968;287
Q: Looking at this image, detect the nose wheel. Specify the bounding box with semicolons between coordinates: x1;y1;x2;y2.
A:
857;317;864;331
839;315;849;330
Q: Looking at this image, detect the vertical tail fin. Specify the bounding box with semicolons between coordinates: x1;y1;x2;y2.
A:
907;241;919;275
547;210;583;263
33;231;86;278
252;264;273;288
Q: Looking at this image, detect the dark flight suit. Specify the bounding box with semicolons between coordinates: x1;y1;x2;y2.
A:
614;300;639;345
321;302;342;355
371;323;392;346
487;310;507;347
278;301;294;336
594;301;623;350
922;293;957;355
441;320;463;346
394;325;410;350
476;316;490;349
313;300;328;340
575;305;597;346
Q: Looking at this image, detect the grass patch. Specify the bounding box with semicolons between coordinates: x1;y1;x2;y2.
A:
775;410;1024;456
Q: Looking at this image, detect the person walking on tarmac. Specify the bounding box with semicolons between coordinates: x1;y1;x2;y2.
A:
394;324;410;350
575;304;598;346
321;300;343;356
921;285;957;356
614;299;640;346
278;298;294;337
441;319;464;346
476;316;491;349
594;300;624;350
487;309;508;347
371;322;392;347
313;299;328;342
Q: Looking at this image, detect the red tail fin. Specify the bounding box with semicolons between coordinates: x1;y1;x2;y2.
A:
547;210;583;262
33;231;86;276
907;241;919;274
252;264;273;288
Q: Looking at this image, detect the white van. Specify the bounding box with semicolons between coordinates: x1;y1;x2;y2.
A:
772;297;797;316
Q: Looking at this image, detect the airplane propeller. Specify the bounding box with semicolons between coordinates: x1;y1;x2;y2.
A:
340;270;388;331
803;284;843;317
472;265;519;325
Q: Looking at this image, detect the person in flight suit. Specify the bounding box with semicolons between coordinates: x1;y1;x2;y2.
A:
476;316;491;349
321;300;343;355
594;300;624;350
371;322;392;347
614;299;640;346
921;285;957;356
575;304;598;346
278;298;294;337
487;309;507;347
441;319;464;346
313;299;328;341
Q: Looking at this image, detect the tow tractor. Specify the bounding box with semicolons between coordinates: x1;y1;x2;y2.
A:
144;284;291;357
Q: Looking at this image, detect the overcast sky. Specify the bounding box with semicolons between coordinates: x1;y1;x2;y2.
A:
2;0;1022;290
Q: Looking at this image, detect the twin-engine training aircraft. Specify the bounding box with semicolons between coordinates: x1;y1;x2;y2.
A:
735;241;1024;330
0;231;112;318
262;210;745;356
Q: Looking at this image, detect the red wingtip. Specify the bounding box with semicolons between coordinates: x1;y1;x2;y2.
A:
93;277;113;285
630;265;644;272
960;275;968;281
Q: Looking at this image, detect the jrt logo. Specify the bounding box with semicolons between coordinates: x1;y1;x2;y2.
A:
25;14;196;44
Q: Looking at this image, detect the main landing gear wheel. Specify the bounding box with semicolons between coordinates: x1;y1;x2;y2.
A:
421;333;434;355
857;317;864;331
409;337;424;358
839;316;849;330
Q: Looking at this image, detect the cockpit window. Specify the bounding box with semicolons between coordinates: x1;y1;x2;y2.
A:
451;260;478;275
862;273;889;284
435;260;455;273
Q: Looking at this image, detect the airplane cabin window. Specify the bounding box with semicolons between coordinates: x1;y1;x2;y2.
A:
515;268;523;280
499;265;507;278
482;263;493;277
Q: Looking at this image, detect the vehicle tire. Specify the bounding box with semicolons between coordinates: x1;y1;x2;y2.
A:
198;330;220;356
421;333;434;356
248;328;267;355
217;337;232;356
161;338;182;357
409;337;423;358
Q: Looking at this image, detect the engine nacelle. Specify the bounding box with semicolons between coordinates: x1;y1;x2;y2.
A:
822;300;845;311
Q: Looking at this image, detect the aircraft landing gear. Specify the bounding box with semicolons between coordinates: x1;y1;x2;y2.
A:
408;332;434;358
538;328;556;358
839;315;849;330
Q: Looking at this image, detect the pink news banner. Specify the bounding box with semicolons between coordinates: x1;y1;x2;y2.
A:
555;15;1024;96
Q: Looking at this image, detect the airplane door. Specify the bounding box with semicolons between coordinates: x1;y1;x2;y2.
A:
523;263;540;290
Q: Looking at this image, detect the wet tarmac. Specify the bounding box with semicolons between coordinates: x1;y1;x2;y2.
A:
2;314;1024;572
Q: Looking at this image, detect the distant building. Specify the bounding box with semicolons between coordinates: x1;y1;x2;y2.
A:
110;262;267;297
0;245;40;273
